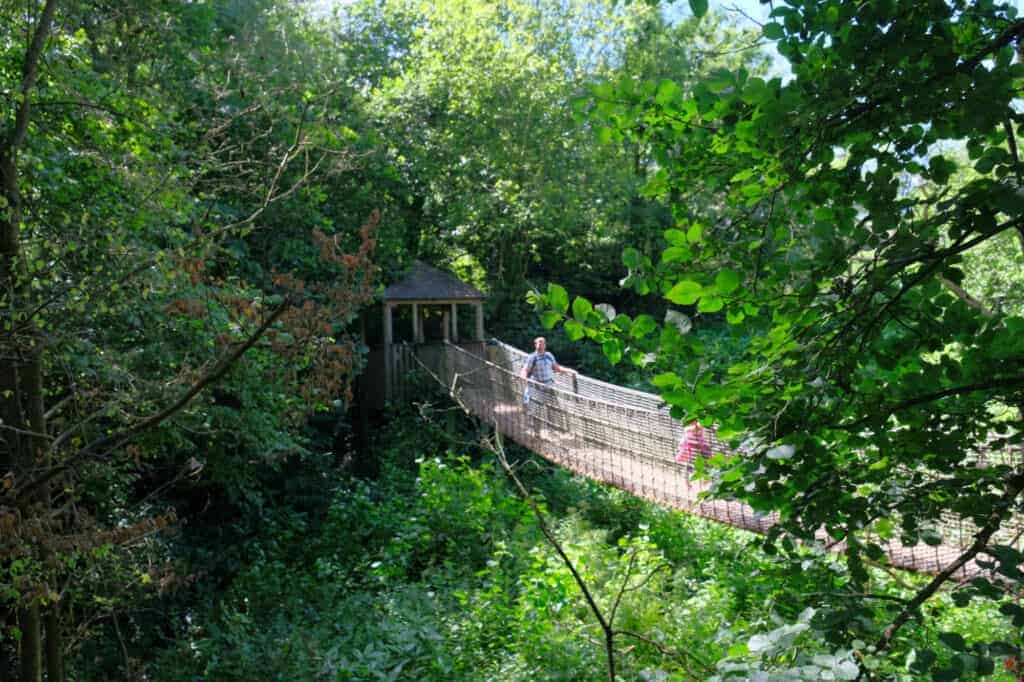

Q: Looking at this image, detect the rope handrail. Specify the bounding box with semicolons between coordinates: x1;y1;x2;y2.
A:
455;343;669;419
487;339;670;413
398;339;1022;580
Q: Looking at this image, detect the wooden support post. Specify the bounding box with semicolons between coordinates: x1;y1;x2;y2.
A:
383;303;393;403
475;302;484;341
412;303;422;344
442;310;450;343
451;303;459;343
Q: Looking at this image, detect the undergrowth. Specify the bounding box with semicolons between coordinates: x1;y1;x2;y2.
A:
142;400;1017;681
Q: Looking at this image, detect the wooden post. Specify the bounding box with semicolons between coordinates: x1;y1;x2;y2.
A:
475;302;484;341
412;303;422;344
451;303;459;342
442;310;450;342
383;303;393;402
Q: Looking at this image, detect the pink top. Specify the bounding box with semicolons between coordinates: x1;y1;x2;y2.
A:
676;422;712;464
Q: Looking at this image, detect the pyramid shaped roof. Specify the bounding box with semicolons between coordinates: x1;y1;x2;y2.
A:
383;260;485;302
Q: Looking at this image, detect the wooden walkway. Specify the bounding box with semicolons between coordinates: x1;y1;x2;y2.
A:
401;341;1020;579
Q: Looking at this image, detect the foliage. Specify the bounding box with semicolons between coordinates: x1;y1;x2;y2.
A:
343;0;767;327
1;1;380;678
536;0;1024;676
6;0;1022;678
141;408;1020;680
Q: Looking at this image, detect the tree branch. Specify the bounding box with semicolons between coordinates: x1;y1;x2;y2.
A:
876;469;1024;652
0;423;51;441
828;19;1024;130
840;374;1024;432
937;276;994;317
11;299;290;505
5;0;61;154
608;549;640;627
490;431;617;682
615;629;712;672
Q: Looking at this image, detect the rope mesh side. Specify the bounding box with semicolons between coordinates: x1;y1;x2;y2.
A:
407;341;1022;579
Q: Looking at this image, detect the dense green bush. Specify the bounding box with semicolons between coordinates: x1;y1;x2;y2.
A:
137;406;1020;680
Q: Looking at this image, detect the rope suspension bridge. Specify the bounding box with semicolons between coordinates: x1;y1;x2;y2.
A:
395;339;1023;580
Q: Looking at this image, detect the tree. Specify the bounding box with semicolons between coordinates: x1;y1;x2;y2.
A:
542;0;1024;675
351;0;632;308
342;0;766;337
0;1;378;678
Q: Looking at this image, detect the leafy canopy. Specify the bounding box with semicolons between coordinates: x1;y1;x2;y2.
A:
538;0;1024;673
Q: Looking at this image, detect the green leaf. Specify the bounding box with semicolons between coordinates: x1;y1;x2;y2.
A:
726;308;746;324
721;468;744;483
909;649;937;674
662;246;693;263
564;319;586;341
727;643;749;657
602;338;623;365
540;311;562;329
1000;602;1024;626
938;632;966;652
652;372;681;389
929;155;957;184
763;23;784;40
698;295;724;312
572;296;592;321
656;79;681;106
548;283;569;314
664;228;687;246
665;280;702;305
689;0;708;18
612;315;633;332
921;528;943;546
631;314;658;338
707;70;733;93
715;268;740;295
686;223;704;243
622;247;642;269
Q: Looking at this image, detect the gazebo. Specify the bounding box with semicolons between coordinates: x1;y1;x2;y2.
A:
379;260;486;403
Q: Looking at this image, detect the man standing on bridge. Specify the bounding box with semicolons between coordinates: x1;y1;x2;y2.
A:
521;336;576;435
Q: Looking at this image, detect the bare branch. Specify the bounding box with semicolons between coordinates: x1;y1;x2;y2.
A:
608;548;640;627
490;431;616;682
615;629;712;672
936;276;994;317
724;3;765;27
0;422;51;441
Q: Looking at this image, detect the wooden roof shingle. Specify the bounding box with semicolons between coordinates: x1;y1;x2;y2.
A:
383;260;485;302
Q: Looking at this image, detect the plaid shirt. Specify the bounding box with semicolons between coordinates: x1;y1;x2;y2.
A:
525;351;557;383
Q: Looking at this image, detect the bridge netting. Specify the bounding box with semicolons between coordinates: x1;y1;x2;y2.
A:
404;340;1023;579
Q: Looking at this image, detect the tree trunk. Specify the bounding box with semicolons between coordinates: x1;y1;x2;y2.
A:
43;607;62;682
17;608;40;682
1;5;63;680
